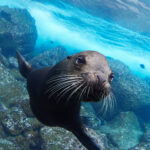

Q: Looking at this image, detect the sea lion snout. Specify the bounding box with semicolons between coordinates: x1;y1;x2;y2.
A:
80;72;109;86
80;71;111;98
80;72;99;85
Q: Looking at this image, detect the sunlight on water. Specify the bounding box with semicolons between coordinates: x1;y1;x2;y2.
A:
0;0;150;78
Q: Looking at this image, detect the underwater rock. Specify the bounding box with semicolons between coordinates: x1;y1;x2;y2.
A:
100;111;143;150
144;77;150;85
40;127;85;150
0;138;19;150
1;106;32;136
0;123;6;138
131;123;150;150
7;135;30;150
24;130;41;149
108;58;150;111
0;103;43;149
0;61;27;106
0;6;37;57
8;56;18;68
0;48;9;67
80;104;102;130
91;58;150;120
18;99;34;118
29;46;68;68
26;117;43;131
40;126;107;150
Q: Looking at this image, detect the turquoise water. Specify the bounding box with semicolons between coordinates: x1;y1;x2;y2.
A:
1;0;150;78
0;0;150;150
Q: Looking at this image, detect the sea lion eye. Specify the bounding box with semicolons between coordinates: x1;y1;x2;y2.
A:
67;56;72;59
109;72;114;82
75;55;86;65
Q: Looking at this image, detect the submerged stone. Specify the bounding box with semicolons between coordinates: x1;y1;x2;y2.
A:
24;130;41;149
19;99;34;118
0;6;37;57
40;126;108;150
0;61;26;106
0;138;19;150
100;111;143;150
8;135;30;150
29;46;68;68
1;106;32;136
109;58;150;111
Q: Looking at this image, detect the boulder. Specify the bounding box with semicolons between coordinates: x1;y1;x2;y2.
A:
7;135;30;150
80;103;102;130
0;61;27;106
0;139;19;150
131;123;150;150
100;111;143;150
0;6;37;57
108;58;150;111
1;106;32;136
92;58;150;119
29;46;68;68
40;126;112;150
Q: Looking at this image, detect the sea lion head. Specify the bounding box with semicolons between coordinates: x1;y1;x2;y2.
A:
47;51;114;103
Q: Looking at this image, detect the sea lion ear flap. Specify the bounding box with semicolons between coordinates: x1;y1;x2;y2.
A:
16;50;33;79
67;56;72;59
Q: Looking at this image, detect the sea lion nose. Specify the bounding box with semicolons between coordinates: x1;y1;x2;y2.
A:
97;75;106;85
81;72;98;84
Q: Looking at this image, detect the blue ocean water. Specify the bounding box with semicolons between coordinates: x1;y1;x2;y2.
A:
0;1;150;150
0;0;150;78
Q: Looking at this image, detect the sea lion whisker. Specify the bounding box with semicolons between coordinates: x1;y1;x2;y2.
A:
82;86;88;101
47;76;77;82
46;78;83;92
47;78;83;87
49;74;79;78
56;81;83;103
48;75;82;81
47;74;80;81
47;77;82;84
106;93;113;113
87;86;90;99
47;82;76;98
98;95;107;116
47;79;84;100
78;83;87;102
66;82;85;103
46;81;74;94
103;94;113;116
110;92;116;111
107;95;112;113
102;97;107;117
50;74;79;78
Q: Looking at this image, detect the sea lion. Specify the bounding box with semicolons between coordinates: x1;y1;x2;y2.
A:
16;50;114;150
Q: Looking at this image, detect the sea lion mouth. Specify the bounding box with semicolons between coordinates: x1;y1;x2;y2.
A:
79;72;111;102
46;73;111;103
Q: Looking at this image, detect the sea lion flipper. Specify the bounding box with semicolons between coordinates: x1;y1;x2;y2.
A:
72;126;103;150
16;50;33;78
